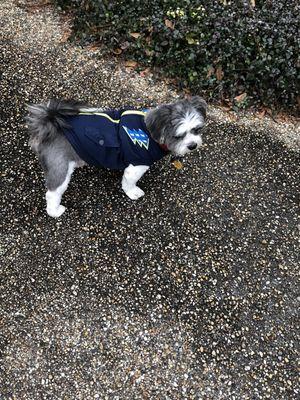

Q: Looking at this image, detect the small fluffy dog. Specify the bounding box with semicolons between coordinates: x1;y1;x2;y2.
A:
27;97;207;217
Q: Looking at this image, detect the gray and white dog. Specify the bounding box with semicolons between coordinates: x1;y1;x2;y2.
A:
27;96;207;217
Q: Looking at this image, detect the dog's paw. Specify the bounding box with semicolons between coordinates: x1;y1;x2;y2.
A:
47;205;66;218
124;186;145;200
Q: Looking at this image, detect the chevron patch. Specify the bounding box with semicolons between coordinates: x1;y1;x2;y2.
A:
123;125;149;150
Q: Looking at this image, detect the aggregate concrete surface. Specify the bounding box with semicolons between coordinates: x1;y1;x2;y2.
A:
0;1;299;399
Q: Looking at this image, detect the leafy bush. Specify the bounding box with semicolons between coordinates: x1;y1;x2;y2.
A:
55;0;299;111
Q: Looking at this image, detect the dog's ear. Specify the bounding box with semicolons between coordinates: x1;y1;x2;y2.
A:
190;96;208;119
145;105;171;143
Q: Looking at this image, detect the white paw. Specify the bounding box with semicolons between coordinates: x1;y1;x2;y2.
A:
47;205;66;218
124;186;145;200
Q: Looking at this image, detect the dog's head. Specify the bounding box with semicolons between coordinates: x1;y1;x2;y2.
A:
145;96;207;156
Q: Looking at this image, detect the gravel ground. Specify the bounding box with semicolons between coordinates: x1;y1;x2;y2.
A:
1;1;299;399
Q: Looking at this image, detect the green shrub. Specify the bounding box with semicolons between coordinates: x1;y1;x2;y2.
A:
55;0;299;111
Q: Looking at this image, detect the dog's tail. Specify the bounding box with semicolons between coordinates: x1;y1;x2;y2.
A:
26;99;88;150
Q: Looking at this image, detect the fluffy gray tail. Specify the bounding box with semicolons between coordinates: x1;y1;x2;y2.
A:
26;99;88;148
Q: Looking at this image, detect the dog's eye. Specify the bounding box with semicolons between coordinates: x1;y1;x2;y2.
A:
174;135;184;140
192;127;202;135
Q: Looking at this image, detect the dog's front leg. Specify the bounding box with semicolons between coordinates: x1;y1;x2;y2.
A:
122;164;149;200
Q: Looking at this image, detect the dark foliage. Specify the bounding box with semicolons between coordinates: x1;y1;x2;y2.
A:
55;0;299;111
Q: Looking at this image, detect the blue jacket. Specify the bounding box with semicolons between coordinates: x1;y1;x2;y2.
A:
63;109;167;170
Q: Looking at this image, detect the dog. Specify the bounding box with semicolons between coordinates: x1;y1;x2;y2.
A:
26;96;207;217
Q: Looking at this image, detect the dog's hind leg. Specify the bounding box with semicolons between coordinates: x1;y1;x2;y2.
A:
45;161;76;218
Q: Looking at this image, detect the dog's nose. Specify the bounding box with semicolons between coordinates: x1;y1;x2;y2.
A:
187;143;197;151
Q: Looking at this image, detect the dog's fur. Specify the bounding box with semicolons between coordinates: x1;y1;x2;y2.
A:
27;97;207;217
